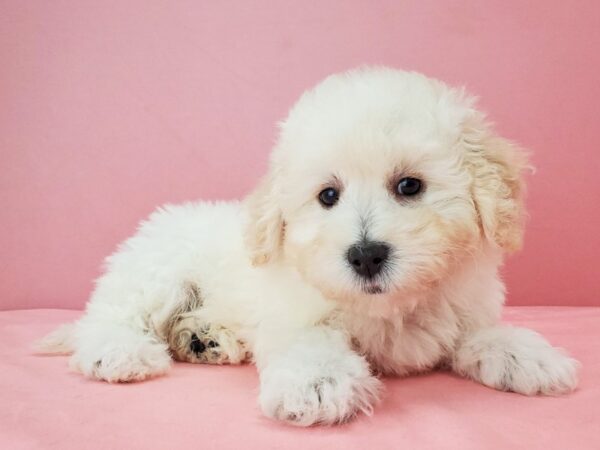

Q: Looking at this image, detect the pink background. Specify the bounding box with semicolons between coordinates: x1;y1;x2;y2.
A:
1;1;599;310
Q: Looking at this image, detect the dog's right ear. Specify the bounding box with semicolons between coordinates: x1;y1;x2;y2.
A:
244;172;284;265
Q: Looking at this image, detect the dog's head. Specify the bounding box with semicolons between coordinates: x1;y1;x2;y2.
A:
245;68;527;300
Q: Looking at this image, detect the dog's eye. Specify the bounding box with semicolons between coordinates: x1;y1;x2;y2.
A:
397;177;422;196
318;187;339;208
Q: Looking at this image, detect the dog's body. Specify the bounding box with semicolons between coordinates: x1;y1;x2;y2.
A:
39;68;578;426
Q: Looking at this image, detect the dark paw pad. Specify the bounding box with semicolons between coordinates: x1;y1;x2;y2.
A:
190;334;206;354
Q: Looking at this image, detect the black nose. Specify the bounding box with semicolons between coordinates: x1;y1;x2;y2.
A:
347;241;390;278
190;334;206;354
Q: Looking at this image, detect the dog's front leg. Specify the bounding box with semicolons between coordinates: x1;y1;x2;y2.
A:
452;325;579;395
254;325;381;426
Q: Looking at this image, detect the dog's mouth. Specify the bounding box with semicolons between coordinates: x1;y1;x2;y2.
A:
363;284;385;295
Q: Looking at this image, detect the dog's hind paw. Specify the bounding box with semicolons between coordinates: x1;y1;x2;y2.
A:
168;316;249;364
70;337;172;383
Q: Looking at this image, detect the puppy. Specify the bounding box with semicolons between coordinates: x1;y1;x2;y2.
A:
38;67;579;426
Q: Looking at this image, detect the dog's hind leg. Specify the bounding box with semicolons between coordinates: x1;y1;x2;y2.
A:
166;311;249;365
69;318;172;383
65;276;199;383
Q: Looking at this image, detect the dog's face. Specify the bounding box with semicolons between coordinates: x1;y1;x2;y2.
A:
245;69;526;301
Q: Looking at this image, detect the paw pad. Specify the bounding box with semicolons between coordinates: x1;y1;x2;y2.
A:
189;334;206;354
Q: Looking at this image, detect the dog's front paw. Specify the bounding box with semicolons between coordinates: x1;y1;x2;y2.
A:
454;326;579;395
259;352;381;426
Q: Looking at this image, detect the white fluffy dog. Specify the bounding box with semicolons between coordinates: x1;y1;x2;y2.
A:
38;67;579;426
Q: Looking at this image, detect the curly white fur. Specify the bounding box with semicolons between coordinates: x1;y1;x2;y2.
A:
37;67;579;425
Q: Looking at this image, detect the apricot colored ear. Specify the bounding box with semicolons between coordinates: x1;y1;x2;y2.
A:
244;173;285;265
463;117;529;252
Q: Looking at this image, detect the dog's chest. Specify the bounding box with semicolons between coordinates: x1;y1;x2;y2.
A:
341;298;460;375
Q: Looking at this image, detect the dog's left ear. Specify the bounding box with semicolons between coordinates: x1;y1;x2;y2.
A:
463;114;529;253
244;172;285;265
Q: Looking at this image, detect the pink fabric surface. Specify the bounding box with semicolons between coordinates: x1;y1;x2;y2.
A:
0;308;598;450
2;1;600;310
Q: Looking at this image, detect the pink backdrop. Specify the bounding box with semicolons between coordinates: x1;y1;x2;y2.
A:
2;1;599;310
